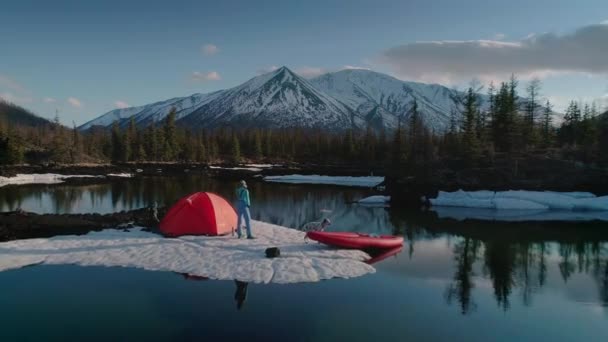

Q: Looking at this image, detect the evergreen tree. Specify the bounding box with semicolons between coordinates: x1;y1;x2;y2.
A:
196;133;207;162
541;100;554;147
598;113;608;165
461;87;480;161
163;108;177;160
524;78;541;147
391;119;407;173
254;130;264;159
49;113;69;163
111;121;123;163
231;134;241;163
264;130;273;159
344;129;356;161
127;118;138;161
122;126;131;162
363;125;377;164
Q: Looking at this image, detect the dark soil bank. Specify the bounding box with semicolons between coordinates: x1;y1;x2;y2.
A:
0;207;168;242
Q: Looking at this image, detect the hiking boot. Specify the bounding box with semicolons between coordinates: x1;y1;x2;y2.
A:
247;236;256;240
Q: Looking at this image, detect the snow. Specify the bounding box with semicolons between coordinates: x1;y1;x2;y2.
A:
430;190;608;211
0;220;375;284
81;67;476;132
358;195;391;204
244;164;279;168
0;174;101;187
107;173;133;178
209;166;263;172
264;175;384;187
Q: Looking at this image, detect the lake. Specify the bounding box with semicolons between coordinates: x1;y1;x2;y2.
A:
0;175;607;341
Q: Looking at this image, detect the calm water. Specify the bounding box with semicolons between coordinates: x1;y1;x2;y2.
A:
0;176;607;341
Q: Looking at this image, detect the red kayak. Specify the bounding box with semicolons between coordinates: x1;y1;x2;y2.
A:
306;231;404;250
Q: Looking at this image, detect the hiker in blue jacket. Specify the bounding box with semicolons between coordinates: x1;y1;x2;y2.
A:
236;180;254;239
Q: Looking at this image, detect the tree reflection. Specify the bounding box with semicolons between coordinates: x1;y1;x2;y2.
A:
445;238;480;314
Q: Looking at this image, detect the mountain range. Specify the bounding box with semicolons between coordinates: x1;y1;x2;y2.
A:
79;67;476;132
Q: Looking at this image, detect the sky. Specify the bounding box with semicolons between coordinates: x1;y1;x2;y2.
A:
1;0;607;125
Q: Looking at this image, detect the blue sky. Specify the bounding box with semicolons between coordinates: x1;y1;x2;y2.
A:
1;0;607;124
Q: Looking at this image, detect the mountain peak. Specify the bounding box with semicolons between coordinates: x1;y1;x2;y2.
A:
81;67;478;132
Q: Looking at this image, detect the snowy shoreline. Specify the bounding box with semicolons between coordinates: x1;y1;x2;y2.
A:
0;173;104;187
429;190;608;221
264;174;384;187
0;220;375;284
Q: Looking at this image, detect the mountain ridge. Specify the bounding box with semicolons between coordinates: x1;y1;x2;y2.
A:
79;67;478;132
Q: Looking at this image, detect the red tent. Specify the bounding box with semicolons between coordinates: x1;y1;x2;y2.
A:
160;192;237;237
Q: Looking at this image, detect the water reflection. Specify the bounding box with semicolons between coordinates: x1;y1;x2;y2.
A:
2;176;608;317
389;209;608;314
234;280;248;311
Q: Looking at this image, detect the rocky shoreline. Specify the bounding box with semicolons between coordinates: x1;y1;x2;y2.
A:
0;162;383;182
0;207;168;242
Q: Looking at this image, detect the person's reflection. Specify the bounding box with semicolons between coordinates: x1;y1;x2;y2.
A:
234;280;248;310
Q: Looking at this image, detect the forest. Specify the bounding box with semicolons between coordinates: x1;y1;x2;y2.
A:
1;77;607;174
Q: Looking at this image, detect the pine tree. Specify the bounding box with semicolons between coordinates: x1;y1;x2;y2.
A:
363;125;377;164
264;130;274;158
541;100;554;147
344;129;356;161
111;121;123;163
50;112;68;163
196;133;207;162
163;108;177;160
598;113;608;165
231;134;241;163
391;119;407;173
524;78;541;147
122;126;131;162
127;118;138;161
254;130;263;160
461;87;480;161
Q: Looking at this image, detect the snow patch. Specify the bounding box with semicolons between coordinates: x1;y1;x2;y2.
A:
209;166;263;172
0;174;102;187
264;175;384;187
0;220;375;284
358;195;391;204
107;173;133;178
430;190;608;210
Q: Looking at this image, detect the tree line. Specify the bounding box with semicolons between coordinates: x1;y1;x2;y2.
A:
1;76;607;169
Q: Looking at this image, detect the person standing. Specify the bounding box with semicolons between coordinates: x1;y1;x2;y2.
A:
236;180;254;239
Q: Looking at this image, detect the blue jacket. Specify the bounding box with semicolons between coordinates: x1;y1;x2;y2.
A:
236;186;250;207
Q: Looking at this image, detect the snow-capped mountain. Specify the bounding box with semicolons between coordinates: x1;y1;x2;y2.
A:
179;66;358;129
80;66;474;132
310;69;464;131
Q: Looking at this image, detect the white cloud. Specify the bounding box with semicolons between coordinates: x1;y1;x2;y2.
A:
0;75;24;92
342;65;371;71
191;71;221;82
257;65;279;75
493;33;507;40
201;44;219;56
0;92;33;104
378;22;608;84
0;75;33;105
602;19;608;25
67;97;82;108
44;97;56;103
114;101;130;109
294;66;327;78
